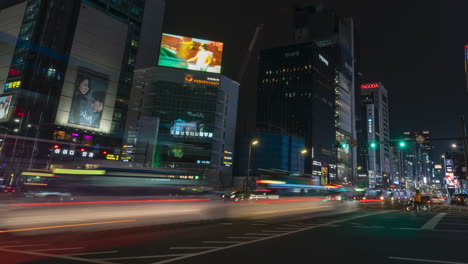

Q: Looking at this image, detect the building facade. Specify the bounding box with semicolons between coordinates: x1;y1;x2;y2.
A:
256;42;336;184
360;82;390;188
0;0;165;182
293;6;357;184
124;66;239;187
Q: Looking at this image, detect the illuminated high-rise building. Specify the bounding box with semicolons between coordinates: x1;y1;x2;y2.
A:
256;42;336;184
360;82;390;188
0;0;165;178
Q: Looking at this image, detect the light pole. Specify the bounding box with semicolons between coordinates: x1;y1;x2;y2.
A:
297;149;307;173
247;139;259;177
246;139;259;192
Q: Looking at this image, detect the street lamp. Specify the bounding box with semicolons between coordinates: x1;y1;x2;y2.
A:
452;144;457;148
297;149;307;173
247;139;259;177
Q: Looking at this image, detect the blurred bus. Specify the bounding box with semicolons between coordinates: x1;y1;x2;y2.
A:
17;168;211;199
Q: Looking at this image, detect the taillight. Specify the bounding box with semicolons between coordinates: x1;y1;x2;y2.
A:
12;190;16;193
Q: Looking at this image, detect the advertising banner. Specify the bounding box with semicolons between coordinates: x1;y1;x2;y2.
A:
158;33;223;73
68;70;108;129
0;95;13;122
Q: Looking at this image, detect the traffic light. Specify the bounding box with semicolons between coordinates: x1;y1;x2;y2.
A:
399;141;406;148
370;142;377;148
340;142;348;149
80;148;86;152
53;144;60;149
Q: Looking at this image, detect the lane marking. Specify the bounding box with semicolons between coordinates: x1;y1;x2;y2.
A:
244;233;274;236
3;244;49;248
389;256;468;264
392;228;420;231
227;237;263;239
421;213;447;230
94;254;188;261
0;219;136;233
152;211;387;264
170;247;220;250
275;227;302;230
0;247;119;264
251;224;267;226
261;230;288;233
203;241;244;244
33;247;84;252
240;205;332;217
67;251;119;256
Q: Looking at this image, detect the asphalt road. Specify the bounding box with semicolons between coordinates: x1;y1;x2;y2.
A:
2;201;468;264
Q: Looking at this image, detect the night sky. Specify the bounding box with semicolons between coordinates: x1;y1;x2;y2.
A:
164;0;468;159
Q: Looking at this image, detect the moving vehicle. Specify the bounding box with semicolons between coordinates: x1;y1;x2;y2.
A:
451;193;468;205
224;190;279;201
405;198;431;212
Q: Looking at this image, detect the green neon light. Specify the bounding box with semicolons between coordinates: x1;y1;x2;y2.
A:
52;169;106;175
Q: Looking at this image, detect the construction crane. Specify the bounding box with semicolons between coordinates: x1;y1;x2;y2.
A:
237;24;264;84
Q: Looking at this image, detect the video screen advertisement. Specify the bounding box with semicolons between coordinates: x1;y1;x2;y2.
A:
0;94;13;122
158;33;224;74
68;70;108;129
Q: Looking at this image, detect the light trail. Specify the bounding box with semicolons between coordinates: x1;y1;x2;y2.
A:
0;219;136;233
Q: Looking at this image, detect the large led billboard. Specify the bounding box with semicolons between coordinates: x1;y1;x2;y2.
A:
68;70;108;129
158;33;223;74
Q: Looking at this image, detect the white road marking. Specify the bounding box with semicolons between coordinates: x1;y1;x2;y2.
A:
152;211;387;264
2;244;49;248
392;228;420;231
244;233;274;236
354;226;384;229
33;247;84;252
251;223;267;226
170;247;220;250
203;241;244;244
261;230;288;233
275;227;302;230
388;256;468;264
240;206;332;217
227;237;263;239
67;251;119;256
94;254;188;261
421;213;447;230
0;247;119;264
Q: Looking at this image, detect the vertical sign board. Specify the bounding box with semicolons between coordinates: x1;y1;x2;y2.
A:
465;45;468;73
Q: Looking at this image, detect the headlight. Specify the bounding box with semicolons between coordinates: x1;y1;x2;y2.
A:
380;196;384;200
230;195;235;198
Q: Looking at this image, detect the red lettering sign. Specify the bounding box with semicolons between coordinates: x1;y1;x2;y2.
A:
361;83;379;89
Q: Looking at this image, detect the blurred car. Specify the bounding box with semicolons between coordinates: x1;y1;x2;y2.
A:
223;190;279;201
430;196;445;204
0;185;19;195
451;194;468;205
23;190;74;201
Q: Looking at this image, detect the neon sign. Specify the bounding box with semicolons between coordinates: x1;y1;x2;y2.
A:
361;83;379;89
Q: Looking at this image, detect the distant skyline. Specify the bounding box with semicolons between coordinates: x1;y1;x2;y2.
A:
163;0;468;159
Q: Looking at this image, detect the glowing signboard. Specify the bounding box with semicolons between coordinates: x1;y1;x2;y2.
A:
360;83;379;89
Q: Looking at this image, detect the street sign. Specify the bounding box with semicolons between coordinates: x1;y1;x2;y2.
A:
415;135;425;144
